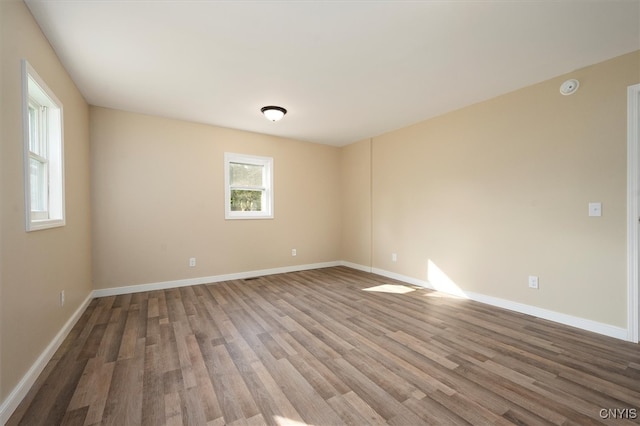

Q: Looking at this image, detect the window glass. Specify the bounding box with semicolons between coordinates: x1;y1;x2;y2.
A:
230;189;263;211
29;157;48;212
224;153;273;219
230;163;263;187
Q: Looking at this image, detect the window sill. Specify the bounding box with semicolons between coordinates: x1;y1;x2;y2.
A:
27;218;65;232
225;214;274;220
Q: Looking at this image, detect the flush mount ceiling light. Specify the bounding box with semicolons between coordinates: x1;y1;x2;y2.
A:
560;79;580;96
261;106;287;122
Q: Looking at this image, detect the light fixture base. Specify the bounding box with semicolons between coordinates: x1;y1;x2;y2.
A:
261;106;287;121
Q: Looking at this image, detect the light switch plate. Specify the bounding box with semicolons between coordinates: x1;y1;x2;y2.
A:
588;202;602;217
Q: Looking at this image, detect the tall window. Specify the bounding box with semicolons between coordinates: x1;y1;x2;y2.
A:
22;60;65;231
224;153;273;219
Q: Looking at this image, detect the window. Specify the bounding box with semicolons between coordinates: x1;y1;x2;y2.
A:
22;60;65;231
224;153;273;219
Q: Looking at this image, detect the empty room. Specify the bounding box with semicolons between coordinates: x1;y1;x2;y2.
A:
2;0;640;424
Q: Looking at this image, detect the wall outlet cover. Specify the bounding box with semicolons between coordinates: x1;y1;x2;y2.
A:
588;202;602;217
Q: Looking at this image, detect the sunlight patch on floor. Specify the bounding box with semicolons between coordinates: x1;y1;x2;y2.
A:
363;284;416;294
274;416;312;426
424;290;467;299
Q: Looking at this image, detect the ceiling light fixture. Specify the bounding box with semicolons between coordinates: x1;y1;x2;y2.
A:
261;106;287;122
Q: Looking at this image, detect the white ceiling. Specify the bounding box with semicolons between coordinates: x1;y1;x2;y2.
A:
25;0;640;147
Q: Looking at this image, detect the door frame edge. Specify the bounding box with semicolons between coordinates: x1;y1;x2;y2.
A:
627;83;640;343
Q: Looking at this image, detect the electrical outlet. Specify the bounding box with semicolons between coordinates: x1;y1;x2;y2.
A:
391;253;397;262
60;290;65;307
189;257;196;267
292;248;297;256
528;276;539;289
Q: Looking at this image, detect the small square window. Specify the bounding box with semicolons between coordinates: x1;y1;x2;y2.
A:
224;153;273;219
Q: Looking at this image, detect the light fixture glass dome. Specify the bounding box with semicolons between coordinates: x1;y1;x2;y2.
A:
261;106;287;121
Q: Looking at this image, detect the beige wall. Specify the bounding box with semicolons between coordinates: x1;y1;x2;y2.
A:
0;0;92;402
353;51;638;327
90;107;341;289
340;139;372;267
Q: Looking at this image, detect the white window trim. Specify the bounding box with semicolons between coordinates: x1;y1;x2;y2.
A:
22;59;65;232
224;152;274;220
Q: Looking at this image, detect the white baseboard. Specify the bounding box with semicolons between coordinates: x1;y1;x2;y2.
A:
465;290;628;341
371;266;432;288
93;261;341;298
340;261;372;273
0;292;93;425
362;264;629;342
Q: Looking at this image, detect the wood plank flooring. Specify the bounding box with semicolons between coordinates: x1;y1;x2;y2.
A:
8;266;640;425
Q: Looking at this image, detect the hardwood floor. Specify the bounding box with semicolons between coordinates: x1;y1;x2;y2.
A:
8;266;640;425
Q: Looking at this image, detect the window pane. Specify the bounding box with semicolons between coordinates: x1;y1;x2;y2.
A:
28;105;38;154
230;189;263;211
28;104;48;157
230;163;263;187
30;157;48;213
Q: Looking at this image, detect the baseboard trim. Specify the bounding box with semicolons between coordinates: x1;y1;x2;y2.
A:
364;264;628;342
465;290;628;341
340;261;373;273
93;261;341;298
0;292;93;425
371;267;432;288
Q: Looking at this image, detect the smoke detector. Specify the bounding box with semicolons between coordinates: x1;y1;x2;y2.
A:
560;79;580;96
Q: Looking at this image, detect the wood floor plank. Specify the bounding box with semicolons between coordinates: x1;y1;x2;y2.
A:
101;338;145;425
142;343;164;426
8;266;640;425
180;386;209;426
339;390;388;425
164;391;183;426
247;358;306;424
185;335;223;423
402;393;470;425
279;331;352;396
59;406;88;426
268;357;344;425
209;343;259;422
326;393;384;426
172;321;198;389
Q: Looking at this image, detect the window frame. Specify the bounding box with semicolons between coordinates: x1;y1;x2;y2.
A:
22;59;65;232
224;152;274;220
